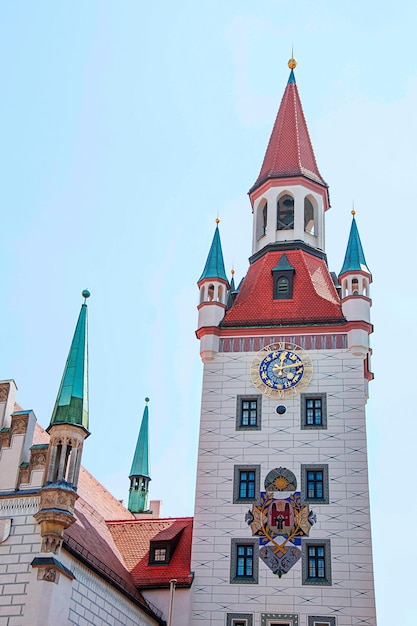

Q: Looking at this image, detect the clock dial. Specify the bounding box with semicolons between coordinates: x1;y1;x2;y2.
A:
250;342;313;397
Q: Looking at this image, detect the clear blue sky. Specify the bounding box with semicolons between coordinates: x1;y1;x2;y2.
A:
1;2;416;624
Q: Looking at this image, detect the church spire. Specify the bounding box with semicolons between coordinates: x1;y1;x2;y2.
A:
128;398;151;514
339;211;371;276
47;289;90;434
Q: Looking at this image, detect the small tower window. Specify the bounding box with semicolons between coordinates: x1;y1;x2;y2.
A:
277;194;294;230
352;278;359;295
217;286;223;302
277;277;289;294
208;284;215;301
304;197;315;235
362;279;368;297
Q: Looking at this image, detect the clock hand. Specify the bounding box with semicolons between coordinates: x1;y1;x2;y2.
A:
280;361;303;369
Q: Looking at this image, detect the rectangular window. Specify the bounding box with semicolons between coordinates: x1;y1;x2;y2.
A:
301;393;327;430
307;470;323;499
237;544;253;577
306;398;322;425
302;539;332;586
233;465;260;503
307;619;335;626
230;538;258;584
301;464;329;504
236;395;261;430
154;548;167;562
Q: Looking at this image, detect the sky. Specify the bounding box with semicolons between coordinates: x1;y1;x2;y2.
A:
1;1;416;624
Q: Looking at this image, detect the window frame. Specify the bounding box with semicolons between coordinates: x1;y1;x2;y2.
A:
300;393;327;430
301;464;329;504
236;395;261;431
226;615;253;626
302;539;332;586
260;615;299;626
233;465;260;504
230;538;259;584
149;542;171;565
307;618;336;626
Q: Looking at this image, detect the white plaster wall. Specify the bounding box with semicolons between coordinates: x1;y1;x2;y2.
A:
143;587;192;626
190;347;377;626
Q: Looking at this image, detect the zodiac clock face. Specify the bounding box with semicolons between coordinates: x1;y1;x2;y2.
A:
250;342;313;397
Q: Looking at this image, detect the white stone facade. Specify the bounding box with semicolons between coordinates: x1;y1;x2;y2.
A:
190;345;377;626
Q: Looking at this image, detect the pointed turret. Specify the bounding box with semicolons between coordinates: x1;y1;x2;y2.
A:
249;58;329;255
35;290;91;553
197;220;230;361
339;213;371;276
128;399;151;514
47;296;89;433
339;212;373;357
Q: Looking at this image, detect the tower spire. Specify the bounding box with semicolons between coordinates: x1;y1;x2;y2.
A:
47;289;90;433
35;290;91;553
250;59;327;194
198;219;228;282
339;210;371;275
128;398;151;514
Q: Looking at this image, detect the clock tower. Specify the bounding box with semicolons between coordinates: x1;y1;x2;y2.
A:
191;59;377;626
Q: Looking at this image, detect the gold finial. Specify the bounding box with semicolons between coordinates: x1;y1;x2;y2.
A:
231;268;235;275
215;217;220;224
351;209;356;216
288;45;297;69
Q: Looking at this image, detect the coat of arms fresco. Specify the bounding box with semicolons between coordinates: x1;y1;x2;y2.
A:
245;467;316;578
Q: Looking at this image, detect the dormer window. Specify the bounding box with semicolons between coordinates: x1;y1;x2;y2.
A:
149;542;170;564
277;194;294;230
271;254;295;300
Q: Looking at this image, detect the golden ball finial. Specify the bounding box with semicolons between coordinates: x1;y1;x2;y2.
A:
288;57;297;70
215;217;220;224
351;209;356;216
231;268;235;275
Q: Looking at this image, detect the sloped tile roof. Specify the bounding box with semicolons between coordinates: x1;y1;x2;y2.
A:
107;517;193;588
250;70;327;194
221;248;344;327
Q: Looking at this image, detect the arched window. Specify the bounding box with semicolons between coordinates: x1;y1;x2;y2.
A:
217;286;223;302
352;278;359;295
304;197;315;234
362;279;367;296
277;194;294;230
256;200;268;239
200;286;205;303
208;284;215;301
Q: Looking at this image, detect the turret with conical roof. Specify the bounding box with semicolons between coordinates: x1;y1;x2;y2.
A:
128;399;151;514
249;58;329;255
197;220;230;361
338;212;372;357
35;290;91;553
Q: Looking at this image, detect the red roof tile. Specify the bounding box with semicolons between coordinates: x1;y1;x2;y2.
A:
251;73;326;193
222;248;344;327
107;518;193;588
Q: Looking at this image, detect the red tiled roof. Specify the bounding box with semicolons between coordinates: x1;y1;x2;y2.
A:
107;517;193;588
222;248;344;327
251;73;326;193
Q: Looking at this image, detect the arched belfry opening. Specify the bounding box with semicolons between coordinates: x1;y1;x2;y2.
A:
277;194;294;230
304;196;315;235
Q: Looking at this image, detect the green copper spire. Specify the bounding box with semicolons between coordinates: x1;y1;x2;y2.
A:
47;290;90;433
128;398;151;513
339;213;371;275
198;222;228;283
